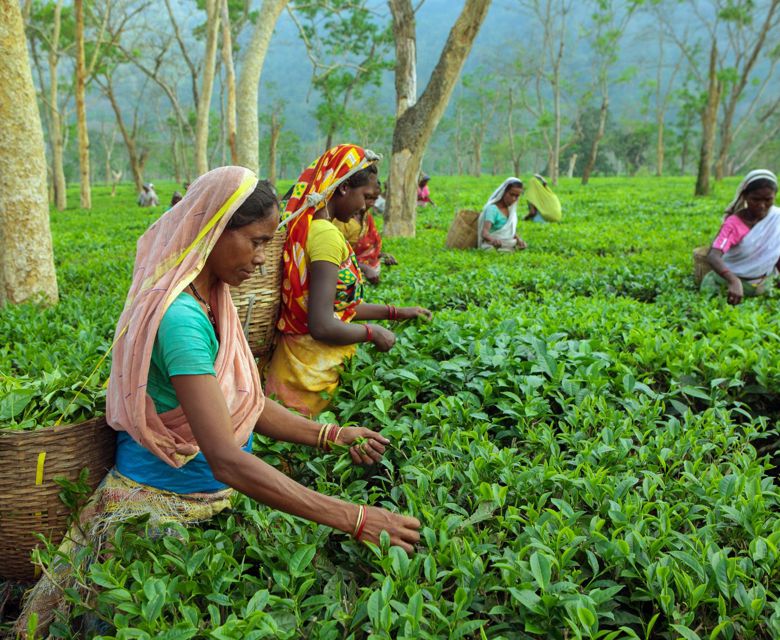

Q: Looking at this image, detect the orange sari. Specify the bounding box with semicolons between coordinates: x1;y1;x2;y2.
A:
266;144;379;416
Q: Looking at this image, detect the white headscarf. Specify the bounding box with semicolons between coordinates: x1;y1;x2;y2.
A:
725;169;777;216
477;177;523;248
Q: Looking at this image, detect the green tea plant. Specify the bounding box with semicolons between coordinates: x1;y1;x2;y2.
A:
6;176;780;639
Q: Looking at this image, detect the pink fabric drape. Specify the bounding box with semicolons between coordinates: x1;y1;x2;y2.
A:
107;166;265;468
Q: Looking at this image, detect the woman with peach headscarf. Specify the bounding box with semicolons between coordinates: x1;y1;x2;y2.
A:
265;145;430;417
16;167;420;637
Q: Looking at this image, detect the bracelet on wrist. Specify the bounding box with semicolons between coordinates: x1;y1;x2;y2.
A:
317;423;339;451
316;424;328;450
353;504;367;539
364;324;373;343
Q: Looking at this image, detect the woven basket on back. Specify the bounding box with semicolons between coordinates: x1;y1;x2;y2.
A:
0;417;116;583
693;246;713;285
445;209;480;249
230;227;286;358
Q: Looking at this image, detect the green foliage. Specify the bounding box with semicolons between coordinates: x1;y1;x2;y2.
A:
293;0;394;143
5;176;780;638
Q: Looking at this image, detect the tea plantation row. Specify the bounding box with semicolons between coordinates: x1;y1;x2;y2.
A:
3;176;780;639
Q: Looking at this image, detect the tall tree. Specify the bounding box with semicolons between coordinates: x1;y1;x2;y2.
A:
74;0;91;208
195;0;220;175
384;0;492;237
460;70;498;177
114;25;196;182
220;0;237;163
26;0;72;210
520;0;574;185
235;0;288;174
695;40;721;195
580;0;640;185
645;24;684;176
662;0;780;190
93;0;151;192
290;0;394;150
713;0;780;179
0;0;59;305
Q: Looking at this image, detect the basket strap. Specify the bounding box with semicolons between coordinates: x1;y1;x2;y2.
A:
242;294;256;340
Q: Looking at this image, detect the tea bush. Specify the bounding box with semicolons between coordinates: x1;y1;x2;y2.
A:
4;176;780;639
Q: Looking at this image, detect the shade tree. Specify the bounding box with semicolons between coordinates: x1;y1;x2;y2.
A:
384;0;492;237
0;1;59;306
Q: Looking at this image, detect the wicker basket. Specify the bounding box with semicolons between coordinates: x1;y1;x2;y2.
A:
0;417;116;582
445;209;480;249
693;246;713;285
231;227;286;358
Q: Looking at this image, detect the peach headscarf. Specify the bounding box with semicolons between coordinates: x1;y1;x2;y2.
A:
107;166;265;468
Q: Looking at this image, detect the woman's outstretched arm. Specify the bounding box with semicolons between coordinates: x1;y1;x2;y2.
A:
254;396;389;465
171;374;420;551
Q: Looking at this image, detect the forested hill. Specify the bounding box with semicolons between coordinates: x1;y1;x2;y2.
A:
30;0;780;182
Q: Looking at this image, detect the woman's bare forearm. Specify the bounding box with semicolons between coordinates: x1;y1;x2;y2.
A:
310;316;370;344
707;248;739;281
217;449;358;533
172;375;359;534
353;302;393;320
254;397;323;447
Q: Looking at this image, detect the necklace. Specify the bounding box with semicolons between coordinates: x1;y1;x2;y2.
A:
189;283;218;335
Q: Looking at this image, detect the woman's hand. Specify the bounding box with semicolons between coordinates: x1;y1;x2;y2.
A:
336;426;390;465
382;253;398;266
361;264;380;285
360;506;421;554
516;237;528;250
726;276;744;305
370;324;396;351
397;306;433;321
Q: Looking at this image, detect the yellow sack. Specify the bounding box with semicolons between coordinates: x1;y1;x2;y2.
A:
526;177;562;222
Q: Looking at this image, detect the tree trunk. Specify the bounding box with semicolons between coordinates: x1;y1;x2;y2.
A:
268;112;280;187
75;0;91;209
581;95;608;185
236;0;289;174
0;1;59;305
103;76;144;192
385;0;491;237
172;133;181;183
195;0;220;176
713;0;779;181
656;116;664;177
507;86;522;177
695;40;721;196
552;74;561;185
390;0;417;118
567;153;577;178
48;1;67;210
220;0;237;164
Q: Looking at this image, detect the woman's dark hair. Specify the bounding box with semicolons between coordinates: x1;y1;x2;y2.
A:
506;180;523;190
743;178;778;195
227;179;279;229
344;163;379;189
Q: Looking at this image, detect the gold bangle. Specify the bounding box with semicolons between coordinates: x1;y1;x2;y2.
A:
353;505;365;537
335;426;344;445
317;424;328;450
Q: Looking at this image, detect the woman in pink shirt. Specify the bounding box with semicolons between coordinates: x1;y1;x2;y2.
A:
417;174;434;206
703;169;779;304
